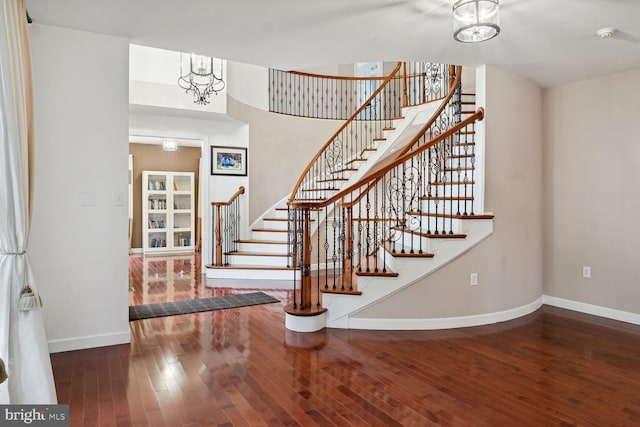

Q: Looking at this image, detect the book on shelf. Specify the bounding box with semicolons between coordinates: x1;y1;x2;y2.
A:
174;182;178;191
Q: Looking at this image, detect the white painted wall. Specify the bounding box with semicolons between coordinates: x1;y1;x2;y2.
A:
226;61;269;110
129;110;249;268
28;24;130;352
354;66;544;321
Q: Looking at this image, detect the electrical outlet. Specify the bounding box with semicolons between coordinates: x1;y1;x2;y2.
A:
582;266;591;279
470;273;478;286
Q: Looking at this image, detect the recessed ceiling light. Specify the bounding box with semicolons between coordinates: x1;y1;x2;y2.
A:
596;28;616;39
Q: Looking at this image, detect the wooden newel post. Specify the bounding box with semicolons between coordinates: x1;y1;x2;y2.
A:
449;65;456;89
300;208;312;310
402;62;408;108
215;205;223;266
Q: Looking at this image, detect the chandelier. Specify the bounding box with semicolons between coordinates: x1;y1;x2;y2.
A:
453;0;500;43
178;53;225;105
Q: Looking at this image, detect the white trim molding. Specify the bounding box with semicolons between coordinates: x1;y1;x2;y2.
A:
48;331;131;353
542;295;640;326
348;297;543;330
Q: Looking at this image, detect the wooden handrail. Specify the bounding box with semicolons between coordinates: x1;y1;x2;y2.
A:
287;68;424;81
211;186;245;207
290;108;485;210
288;62;404;203
393;65;463;159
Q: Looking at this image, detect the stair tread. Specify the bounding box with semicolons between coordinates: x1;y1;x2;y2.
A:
252;228;289;232
224;251;289;257
302;187;339;192
381;242;434;258
406;212;495;220
332;168;358;174
236;239;289;245
321;288;363;296
317;178;349;183
430;180;476;185
449;154;474;158
444;166;475;172
355;270;399;277
206;264;295;271
346;158;367;165
393;227;467;239
421;195;474;201
362;148;378;152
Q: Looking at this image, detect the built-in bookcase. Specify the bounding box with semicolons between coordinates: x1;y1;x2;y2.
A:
142;171;195;254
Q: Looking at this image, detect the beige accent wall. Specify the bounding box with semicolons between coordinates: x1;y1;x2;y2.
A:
542;68;640;313
226;97;343;223
129;143;201;248
355;66;544;319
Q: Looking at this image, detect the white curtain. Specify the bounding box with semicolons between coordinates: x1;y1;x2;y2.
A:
0;0;57;404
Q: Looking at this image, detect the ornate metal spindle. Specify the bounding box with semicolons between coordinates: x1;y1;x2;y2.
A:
332;204;338;289
469;122;476;215
382;176;390;267
340;206;346;290
365;191;371;272
357;194;363;271
287;205;292;267
324;203;329;289
417;151;424;254
373;179;380;271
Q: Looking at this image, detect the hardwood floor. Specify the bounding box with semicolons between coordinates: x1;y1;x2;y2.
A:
51;254;640;426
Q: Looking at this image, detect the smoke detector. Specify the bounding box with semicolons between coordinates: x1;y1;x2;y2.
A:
596;28;616;39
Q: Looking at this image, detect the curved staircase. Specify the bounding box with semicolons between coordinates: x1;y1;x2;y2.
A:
207;63;494;331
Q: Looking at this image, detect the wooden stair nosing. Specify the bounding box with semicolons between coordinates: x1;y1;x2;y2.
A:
252;228;289;233
355;270;399;277
405;212;495;220
444;166;475;172
223;251;289;257
301;187;339;192
429;180;476;186
320;288;363;296
380;242;434;258
420;195;474;201
331;168;358;174
346;158;367;165
392;227;467;239
316;178;349;183
235;239;289;245
449;154;474;159
206;264;296;271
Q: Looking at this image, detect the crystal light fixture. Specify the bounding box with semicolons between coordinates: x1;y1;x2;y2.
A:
453;0;500;43
178;53;225;105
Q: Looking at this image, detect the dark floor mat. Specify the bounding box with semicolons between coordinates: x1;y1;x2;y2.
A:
129;291;280;321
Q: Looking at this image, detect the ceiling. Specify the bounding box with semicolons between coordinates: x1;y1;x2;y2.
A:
25;0;640;87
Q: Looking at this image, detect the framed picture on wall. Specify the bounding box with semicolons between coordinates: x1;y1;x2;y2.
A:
211;146;247;176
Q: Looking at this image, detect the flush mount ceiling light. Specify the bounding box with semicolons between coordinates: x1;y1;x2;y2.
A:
162;139;178;152
178;53;225;105
453;0;500;43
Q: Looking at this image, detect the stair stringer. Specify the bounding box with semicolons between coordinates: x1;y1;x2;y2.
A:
322;218;494;329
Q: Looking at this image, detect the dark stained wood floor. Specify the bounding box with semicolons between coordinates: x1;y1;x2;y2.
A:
51;254;640;426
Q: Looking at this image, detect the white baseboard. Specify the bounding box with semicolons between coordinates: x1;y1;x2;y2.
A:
348;297;543;330
542;295;640;326
48;331;131;353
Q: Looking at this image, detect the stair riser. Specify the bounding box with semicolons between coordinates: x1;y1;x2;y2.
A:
236;242;289;254
206;268;299;280
251;231;289;241
261;220;289;231
421;199;476;214
406;215;465;233
273;209;289;219
225;255;290;267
